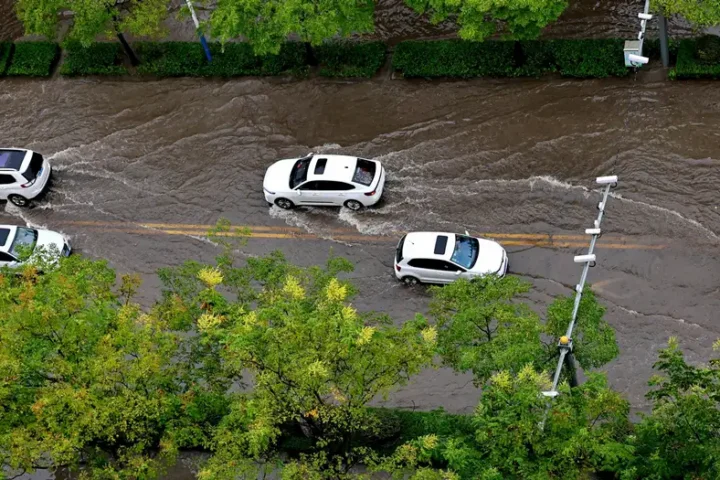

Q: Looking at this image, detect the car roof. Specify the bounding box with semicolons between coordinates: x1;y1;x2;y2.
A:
402;232;457;261
0;225;18;252
305;154;360;184
0;149;30;172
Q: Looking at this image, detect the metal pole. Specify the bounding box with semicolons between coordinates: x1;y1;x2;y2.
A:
659;14;670;67
540;176;618;429
185;0;212;62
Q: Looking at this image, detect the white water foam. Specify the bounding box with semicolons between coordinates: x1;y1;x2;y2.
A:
338;208;402;236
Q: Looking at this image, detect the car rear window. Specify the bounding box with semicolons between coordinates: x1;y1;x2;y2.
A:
22;152;44;182
396;235;406;262
434;235;449;255
352;158;376;186
0;228;10;246
0;150;26;171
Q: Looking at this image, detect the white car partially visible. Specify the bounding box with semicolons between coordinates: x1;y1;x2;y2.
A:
394;231;508;285
0;225;71;270
0;148;52;207
263;153;385;211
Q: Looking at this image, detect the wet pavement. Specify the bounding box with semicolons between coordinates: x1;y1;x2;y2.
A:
1;75;719;420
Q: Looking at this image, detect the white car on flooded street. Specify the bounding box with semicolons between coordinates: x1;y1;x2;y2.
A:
263;153;385;211
0;225;71;269
394;231;508;285
0;148;52;207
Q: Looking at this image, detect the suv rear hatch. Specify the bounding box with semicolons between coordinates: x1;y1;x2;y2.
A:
21;152;44;187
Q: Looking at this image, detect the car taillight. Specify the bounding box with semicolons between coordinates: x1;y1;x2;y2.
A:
21;178;36;188
395;265;401;272
364;190;376;196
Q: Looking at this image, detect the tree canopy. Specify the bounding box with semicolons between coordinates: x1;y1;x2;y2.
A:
15;0;170;45
209;0;375;55
652;0;720;28
403;0;569;41
429;275;619;386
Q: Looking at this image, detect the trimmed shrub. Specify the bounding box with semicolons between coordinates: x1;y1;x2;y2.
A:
135;41;307;77
314;40;386;78
393;40;517;78
674;38;720;79
551;39;628;78
6;41;59;77
60;41;127;76
0;42;12;76
516;41;556;77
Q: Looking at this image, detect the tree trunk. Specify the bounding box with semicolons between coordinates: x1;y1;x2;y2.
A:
116;32;139;66
659;14;670;68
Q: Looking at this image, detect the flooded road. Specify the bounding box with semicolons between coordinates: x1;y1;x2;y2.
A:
1;74;719;418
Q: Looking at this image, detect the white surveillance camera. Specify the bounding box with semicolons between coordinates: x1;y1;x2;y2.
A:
574;254;597;264
596;175;619;185
585;228;601;235
638;13;653;20
542;391;560;398
628;54;649;65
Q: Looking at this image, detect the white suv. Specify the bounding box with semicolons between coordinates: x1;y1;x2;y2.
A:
0;148;52;207
0;225;71;269
263;153;385;211
394;231;508;285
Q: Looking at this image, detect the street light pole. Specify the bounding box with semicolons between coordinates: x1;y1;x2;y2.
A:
184;0;212;63
625;0;652;67
540;175;619;427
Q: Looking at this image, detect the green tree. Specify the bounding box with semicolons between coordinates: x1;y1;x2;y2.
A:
15;0;171;64
429;276;619;386
157;252;437;478
403;0;568;41
0;256;226;480
652;0;720;27
208;0;375;55
624;337;720;479
387;367;632;479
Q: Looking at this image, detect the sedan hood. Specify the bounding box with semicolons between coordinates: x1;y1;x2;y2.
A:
470;238;506;275
263;159;295;193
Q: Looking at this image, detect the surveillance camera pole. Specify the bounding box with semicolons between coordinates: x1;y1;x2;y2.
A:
540;176;619;429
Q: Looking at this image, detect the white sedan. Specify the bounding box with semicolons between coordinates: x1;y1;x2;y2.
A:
0;225;71;269
394;231;508;285
263;153;385;211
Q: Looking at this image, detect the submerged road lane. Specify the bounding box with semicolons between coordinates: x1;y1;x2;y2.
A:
1;76;719;415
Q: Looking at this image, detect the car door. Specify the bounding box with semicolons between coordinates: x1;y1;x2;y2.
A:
294;181;320;204
322;181;356;205
406;258;437;283
435;260;466;284
0;173;19;200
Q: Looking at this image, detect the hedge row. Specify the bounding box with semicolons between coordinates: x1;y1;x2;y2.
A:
673;36;720;79
5;41;59;77
392;39;629;78
0;42;12;75
60;41;127;76
314;40;386;78
134;41;309;77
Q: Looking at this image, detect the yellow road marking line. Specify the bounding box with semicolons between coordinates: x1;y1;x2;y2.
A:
77;226;665;250
62;220;638;242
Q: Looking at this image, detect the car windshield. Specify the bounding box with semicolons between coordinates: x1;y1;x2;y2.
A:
290;157;311;189
450;236;479;269
9;227;38;258
352;158;376;186
22;152;43;182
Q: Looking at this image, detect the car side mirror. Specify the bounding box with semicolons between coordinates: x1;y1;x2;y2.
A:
465;230;470;236
455;270;462;275
296;190;302;195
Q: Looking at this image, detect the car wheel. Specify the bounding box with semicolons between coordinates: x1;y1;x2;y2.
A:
8;195;29;207
402;276;420;286
274;198;295;210
344;200;363;211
